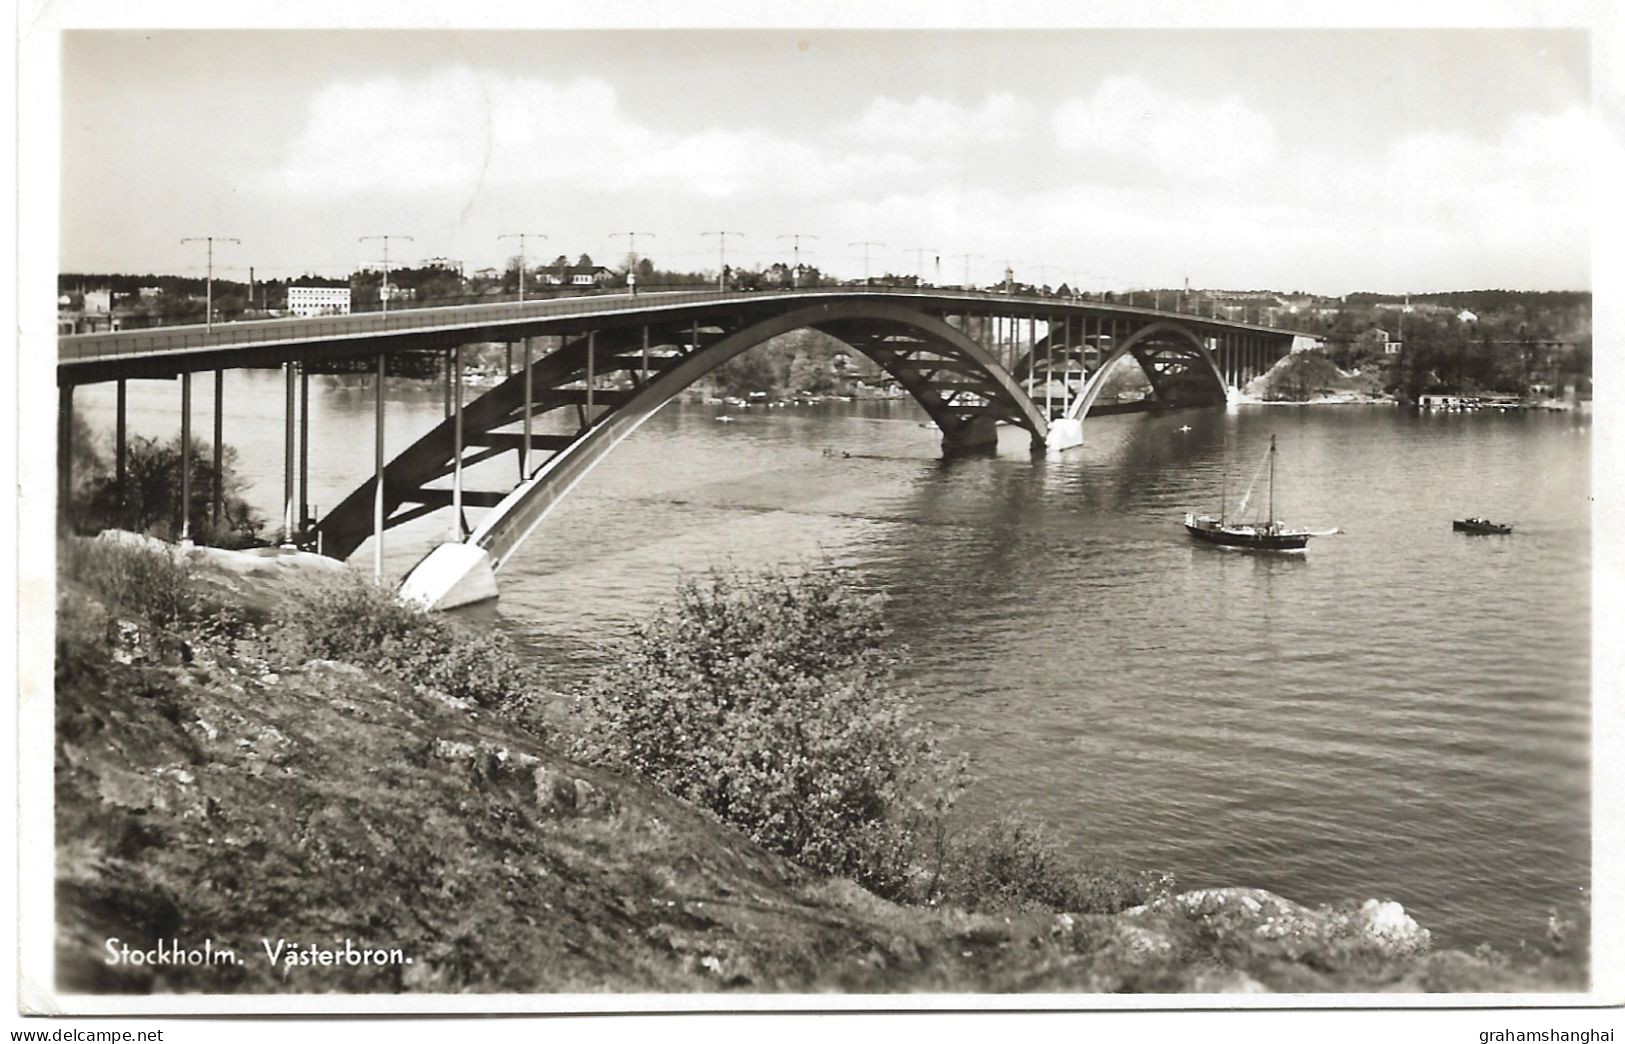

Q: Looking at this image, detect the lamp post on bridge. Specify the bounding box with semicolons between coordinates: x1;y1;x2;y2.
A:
848;241;885;284
702;231;745;290
359;234;413;314
776;233;817;287
904;246;938;288
609;232;656;295
180;236;240;330
497;232;547;302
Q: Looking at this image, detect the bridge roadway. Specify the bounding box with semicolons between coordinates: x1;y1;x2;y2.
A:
57;285;1296;383
56;285;1310;609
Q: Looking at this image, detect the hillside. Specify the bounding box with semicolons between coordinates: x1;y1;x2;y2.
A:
53;537;1587;995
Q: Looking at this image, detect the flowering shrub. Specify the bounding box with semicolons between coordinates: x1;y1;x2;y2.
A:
571;566;965;894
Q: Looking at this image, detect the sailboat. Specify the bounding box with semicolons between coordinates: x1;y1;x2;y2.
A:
1184;435;1316;551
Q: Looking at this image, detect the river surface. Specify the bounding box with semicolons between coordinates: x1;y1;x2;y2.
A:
79;371;1592;950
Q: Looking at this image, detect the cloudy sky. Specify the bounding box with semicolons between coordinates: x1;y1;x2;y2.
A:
60;28;1593;294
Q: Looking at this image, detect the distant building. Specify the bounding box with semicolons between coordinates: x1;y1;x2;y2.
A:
137;286;162;299
287;286;352;317
1457;309;1478;323
544;265;613;287
1385;339;1404;355
57;288;120;334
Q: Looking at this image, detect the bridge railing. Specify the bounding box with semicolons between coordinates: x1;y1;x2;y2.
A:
58;284;1304;367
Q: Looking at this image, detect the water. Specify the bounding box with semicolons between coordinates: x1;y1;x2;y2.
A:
77;371;1592;950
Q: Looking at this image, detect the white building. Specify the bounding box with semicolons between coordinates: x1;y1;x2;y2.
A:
1457;308;1478;323
287;286;352;317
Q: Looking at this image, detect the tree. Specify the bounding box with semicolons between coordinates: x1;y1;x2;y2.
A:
787;351;834;395
77;432;265;547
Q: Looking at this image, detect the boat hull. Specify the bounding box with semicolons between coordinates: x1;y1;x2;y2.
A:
1184;521;1311;551
1453;520;1513;534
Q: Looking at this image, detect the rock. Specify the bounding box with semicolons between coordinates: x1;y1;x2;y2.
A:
532;766;613;818
1350;899;1431;956
1188;968;1270;993
304;659;368;677
419;686;475;712
95;530;172;554
108;619;146;664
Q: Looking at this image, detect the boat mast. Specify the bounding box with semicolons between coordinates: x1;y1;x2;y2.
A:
1268;434;1277;528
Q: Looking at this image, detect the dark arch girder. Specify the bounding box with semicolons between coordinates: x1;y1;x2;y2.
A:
1064;320;1228;423
315;299;1051;565
1006;318;1229;420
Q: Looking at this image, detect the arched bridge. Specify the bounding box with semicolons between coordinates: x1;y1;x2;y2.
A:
56;286;1310;607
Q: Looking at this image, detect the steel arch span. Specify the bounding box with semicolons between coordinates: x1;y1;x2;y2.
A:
317;299;1051;573
1063;320;1229;423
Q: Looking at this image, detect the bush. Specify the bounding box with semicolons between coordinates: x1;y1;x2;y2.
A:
270;573;538;715
569;566;965;894
60;537;216;630
931;814;1174;915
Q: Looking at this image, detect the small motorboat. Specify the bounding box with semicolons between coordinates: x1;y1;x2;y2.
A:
1453;517;1513;534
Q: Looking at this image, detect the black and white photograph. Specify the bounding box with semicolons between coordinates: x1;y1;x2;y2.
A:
10;0;1623;1027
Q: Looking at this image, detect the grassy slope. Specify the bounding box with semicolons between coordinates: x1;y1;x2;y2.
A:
53;549;1586;995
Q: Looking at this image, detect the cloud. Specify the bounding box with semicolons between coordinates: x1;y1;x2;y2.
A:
825;105;1592;293
1052;75;1278;179
258;67;1589;291
267;67;921;201
849;92;1033;147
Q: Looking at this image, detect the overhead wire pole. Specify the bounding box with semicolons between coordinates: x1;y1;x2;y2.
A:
776;233;817;287
848;241;885;284
701;231;744;290
358;234;413;314
497;232;547;302
180;236;239;331
952;253;984;290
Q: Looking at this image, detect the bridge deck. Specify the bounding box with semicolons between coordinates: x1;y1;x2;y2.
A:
57;285;1309;385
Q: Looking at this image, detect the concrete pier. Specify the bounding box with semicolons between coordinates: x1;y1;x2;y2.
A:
398;542;499;611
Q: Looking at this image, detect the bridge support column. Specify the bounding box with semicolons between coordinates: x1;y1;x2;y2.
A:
58;385;73;534
282;362;295;543
299;363;310;533
521;337;533;480
452;344;465;541
942;414;999;454
1044;316;1054;418
180;371;192;543
372;353;385;580
212;370;224;528
115;379;127;521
